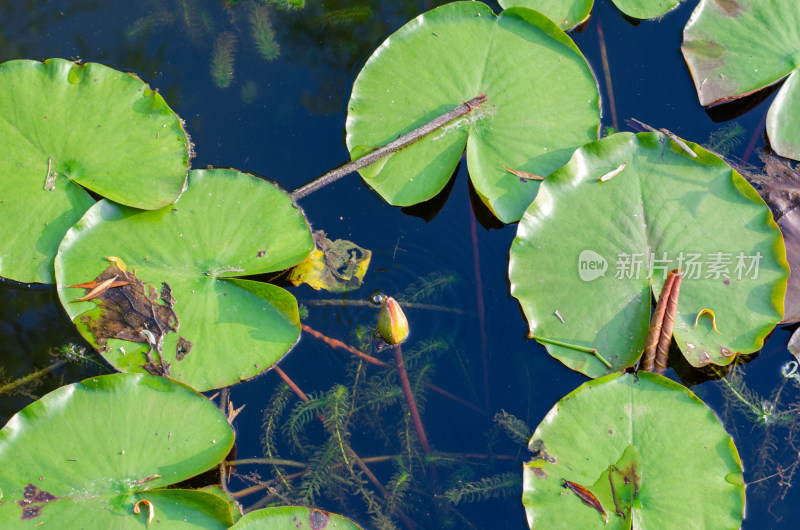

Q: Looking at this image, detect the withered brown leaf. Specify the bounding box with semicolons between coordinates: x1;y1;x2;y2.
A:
79;264;180;376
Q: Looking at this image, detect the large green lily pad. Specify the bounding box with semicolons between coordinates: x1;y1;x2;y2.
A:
0;58;191;284
0;374;235;528
55;169;314;391
345;1;600;223
523;372;744;528
509;132;787;378
682;0;800;161
231;506;363;529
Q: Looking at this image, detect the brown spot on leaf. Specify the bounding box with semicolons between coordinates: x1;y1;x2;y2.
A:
18;484;58;520
176;337;193;361
529;439;557;463
78;264;178;376
256;249;267;258
160;282;176;307
309;509;330;529
530;467;547;479
714;0;741;16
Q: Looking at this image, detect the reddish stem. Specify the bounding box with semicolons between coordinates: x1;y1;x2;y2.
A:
469;206;490;414
272;365;415;530
393;344;432;457
302;324;484;415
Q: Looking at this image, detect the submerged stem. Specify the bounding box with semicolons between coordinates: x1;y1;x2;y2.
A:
290;93;488;200
0;359;67;396
393;344;432;457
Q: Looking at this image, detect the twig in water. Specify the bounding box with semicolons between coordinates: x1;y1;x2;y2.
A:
291;93;488;200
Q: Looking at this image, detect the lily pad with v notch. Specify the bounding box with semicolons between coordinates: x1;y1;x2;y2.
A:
0;374;235;528
345;1;600;223
0;59;191;284
682;0;800;161
498;0;682;30
522;372;744;528
55;169;314;391
509;132;788;378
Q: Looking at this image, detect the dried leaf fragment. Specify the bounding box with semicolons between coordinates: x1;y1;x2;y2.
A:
561;479;607;523
106;256;127;272
43;156;56;191
78;264;179;376
133;499;155;527
71;276;118;303
598;162;627;182
133;474;162;486
502;164;545;181
694;308;722;334
69;280;130;289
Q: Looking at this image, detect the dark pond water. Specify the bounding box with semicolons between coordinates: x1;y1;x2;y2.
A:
1;0;798;527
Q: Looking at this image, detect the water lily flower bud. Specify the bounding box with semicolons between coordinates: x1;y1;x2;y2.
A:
377;296;409;344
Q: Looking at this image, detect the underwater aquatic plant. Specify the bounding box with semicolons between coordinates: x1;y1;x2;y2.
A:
250;3;280;61
704;122;746;158
716;361;800;508
265;0;305;11
210;32;237;88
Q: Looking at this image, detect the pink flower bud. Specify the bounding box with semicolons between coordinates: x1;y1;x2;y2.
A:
377;296;409;344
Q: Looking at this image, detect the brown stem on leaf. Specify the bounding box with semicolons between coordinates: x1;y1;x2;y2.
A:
290;93;489;201
654;271;682;374
640;269;683;374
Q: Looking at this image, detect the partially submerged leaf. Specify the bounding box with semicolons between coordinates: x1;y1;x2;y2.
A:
778;207;800;323
287;231;371;292
522;373;744;528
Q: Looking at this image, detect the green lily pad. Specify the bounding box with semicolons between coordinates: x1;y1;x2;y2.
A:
346;1;600;223
497;0;592;31
522;372;744;528
0;58;191;284
509;132;787;378
498;0;682;27
200;485;243;524
682;0;800;161
0;373;235;528
231;506;363;529
767;69;800;161
611;0;684;19
778;206;800;324
55;169;314;391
